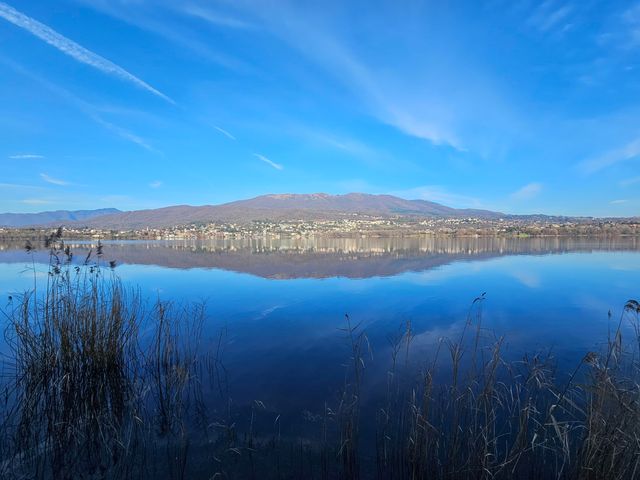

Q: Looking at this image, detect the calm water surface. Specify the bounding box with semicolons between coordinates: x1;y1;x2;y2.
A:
0;236;639;414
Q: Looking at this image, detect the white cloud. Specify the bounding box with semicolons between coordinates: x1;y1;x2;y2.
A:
527;3;573;33
181;5;253;30
254;153;283;170
214;125;236;140
286;126;393;168
5;59;158;153
40;173;69;186
580;137;640;173
511;270;541;288
9;153;44;159
149;180;162;188
383;110;463;150
510;182;542;201
21;198;52;205
390;185;483;208
81;0;520;155
620;176;640;187
623;4;640;47
90;114;157;152
0;182;42;189
610;199;628;204
0;1;173;104
75;0;250;72
232;2;466;150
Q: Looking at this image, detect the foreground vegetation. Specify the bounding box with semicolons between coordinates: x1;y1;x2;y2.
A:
1;233;639;479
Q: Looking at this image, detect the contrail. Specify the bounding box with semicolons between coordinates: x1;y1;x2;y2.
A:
254;153;283;170
40;173;69;186
214;125;236;140
0;2;174;104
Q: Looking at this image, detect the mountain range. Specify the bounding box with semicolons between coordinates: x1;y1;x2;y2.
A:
3;193;506;229
0;208;122;228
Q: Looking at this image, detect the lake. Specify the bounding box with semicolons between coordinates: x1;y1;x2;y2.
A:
1;236;638;403
1;235;639;478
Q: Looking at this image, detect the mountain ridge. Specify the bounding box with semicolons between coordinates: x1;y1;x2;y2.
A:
0;193;576;229
0;208;122;228
65;193;505;229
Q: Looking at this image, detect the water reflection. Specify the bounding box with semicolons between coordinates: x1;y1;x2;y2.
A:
0;236;639;478
0;235;638;278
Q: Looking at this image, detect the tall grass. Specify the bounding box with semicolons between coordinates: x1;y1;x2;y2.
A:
1;235;140;477
0;234;639;479
0;235;209;479
370;296;640;480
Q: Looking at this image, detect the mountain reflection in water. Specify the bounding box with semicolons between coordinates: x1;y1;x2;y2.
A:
0;235;638;279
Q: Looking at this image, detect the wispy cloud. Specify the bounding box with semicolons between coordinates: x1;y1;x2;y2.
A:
510;182;542;201
610;199;628;204
149;180;162;188
623;3;640;47
620;175;640;187
254;153;283;170
76;0;250;72
511;270;541;289
0;1;173;104
390;185;483;208
527;2;573;33
232;2;466;150
580;138;640;173
285;125;394;169
3;58;158;153
594;4;640;53
319;136;372;156
214;125;236;140
0;182;44;190
9;153;44;159
90;114;158;152
40;173;69;186
181;5;253;30
21;198;52;205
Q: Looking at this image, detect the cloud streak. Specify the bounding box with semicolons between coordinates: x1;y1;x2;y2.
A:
580;138;640;173
181;5;253;30
254;153;283;170
214;125;236;140
390;185;483;209
527;3;573;33
90;114;158;152
40;173;69;186
9;153;44;159
510;182;542;201
3;58;159;153
0;1;174;104
21;198;53;205
620;175;640;187
623;4;640;47
149;180;162;188
0;182;44;190
232;2;465;150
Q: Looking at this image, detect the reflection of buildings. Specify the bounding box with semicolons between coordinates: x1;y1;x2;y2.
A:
1;236;638;279
64;235;640;256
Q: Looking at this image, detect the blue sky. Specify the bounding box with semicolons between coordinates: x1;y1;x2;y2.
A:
0;0;639;216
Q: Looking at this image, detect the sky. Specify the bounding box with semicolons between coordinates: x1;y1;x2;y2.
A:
0;0;639;217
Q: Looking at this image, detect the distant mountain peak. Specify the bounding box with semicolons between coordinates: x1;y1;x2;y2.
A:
0;194;505;229
263;193;331;200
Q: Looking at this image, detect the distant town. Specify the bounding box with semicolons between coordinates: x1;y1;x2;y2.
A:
1;216;639;241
